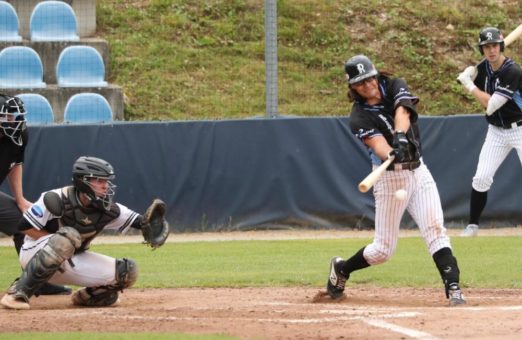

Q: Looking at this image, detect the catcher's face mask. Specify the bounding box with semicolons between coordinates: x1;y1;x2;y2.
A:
0;96;26;146
83;176;116;210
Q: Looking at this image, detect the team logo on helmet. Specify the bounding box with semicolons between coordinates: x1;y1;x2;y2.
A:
357;63;366;74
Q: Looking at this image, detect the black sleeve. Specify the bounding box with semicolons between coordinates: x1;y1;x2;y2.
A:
389;78;419;121
17;216;59;233
130;215;143;230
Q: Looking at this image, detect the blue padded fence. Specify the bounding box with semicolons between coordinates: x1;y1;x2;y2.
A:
10;115;522;232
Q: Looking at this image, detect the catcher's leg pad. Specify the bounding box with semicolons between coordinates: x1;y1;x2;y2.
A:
71;258;137;307
13;227;81;299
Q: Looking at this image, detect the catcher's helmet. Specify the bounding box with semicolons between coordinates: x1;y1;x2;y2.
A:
344;55;378;85
478;27;504;54
0;94;26;146
72;156;116;210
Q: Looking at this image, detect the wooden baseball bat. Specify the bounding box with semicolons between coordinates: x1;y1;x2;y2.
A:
504;23;522;47
358;156;395;193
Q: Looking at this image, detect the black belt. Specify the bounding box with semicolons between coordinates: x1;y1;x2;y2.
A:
387;160;421;171
493;120;522;129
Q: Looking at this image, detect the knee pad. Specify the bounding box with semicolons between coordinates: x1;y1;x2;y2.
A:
44;227;81;265
472;175;492;192
114;258;138;290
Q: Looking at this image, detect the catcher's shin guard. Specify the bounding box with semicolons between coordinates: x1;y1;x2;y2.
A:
71;258;137;307
11;227;81;300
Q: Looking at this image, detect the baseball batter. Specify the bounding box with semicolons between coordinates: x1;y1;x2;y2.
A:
1;156;168;310
457;27;522;237
326;55;465;306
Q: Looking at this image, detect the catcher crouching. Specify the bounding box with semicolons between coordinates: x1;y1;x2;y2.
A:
0;156;169;310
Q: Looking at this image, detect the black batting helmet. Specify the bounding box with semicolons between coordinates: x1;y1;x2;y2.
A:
72;156;116;210
0;94;26;146
344;55;378;85
478;27;504;54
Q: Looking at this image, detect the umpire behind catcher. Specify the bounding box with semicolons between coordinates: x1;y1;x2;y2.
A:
0;94;70;296
1;156;169;310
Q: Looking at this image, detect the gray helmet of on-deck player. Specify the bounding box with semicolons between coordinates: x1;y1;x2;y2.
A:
478;27;504;55
0;94;26;146
344;55;378;85
72;156;116;210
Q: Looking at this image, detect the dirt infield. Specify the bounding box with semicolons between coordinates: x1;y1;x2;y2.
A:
1;287;522;339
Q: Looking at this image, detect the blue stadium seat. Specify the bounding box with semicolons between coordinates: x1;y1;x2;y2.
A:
64;93;113;123
0;1;22;41
0;46;46;88
30;1;79;41
57;46;108;87
17;93;54;125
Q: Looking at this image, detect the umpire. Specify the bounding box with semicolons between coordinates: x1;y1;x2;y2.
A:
0;94;70;296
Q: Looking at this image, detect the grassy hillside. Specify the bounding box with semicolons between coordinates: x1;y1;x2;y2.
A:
97;0;522;121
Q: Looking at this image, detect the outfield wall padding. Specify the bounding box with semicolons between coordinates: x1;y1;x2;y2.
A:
6;115;522;232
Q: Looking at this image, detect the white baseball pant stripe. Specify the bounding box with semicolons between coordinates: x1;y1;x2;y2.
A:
20;234;117;288
472;124;522;192
364;162;451;265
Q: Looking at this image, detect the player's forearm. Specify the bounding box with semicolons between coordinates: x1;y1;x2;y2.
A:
470;88;490;109
394;106;411;132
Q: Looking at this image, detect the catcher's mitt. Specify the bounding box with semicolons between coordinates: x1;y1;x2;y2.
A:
141;198;169;249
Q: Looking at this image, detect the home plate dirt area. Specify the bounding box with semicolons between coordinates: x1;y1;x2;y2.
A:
1;287;522;339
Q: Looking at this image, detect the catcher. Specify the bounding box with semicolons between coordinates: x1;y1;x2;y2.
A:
0;156;169;310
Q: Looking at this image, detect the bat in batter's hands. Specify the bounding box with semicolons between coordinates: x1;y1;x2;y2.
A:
358;154;395;193
503;23;522;47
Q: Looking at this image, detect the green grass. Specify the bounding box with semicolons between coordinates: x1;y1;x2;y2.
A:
1;236;521;290
96;1;522;120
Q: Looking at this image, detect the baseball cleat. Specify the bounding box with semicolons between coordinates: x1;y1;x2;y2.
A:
1;293;30;310
460;224;478;237
326;256;348;299
448;283;466;306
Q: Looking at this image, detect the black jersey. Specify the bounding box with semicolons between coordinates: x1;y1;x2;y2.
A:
475;57;522;127
0;128;28;184
348;75;422;165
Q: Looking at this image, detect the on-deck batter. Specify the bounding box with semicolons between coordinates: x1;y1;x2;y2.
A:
325;55;466;306
457;27;522;237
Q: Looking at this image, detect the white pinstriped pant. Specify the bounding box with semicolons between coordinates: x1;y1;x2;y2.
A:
363;161;451;265
472;124;522;192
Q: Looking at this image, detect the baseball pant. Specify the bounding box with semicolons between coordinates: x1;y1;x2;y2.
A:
20;234;117;288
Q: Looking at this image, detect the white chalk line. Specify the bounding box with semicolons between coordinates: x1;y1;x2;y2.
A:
362;318;440;340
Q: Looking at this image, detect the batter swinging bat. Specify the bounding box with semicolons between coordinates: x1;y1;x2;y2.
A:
358;155;395;193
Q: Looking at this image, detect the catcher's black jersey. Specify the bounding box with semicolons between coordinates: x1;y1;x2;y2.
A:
0;129;27;184
475;57;522;126
348;75;422;164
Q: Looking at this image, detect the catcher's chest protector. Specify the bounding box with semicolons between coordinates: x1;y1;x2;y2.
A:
60;186;120;250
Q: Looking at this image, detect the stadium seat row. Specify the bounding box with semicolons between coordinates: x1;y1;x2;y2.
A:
19;92;113;125
0;0;79;42
0;45;106;88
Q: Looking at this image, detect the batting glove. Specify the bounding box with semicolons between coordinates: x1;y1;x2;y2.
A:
457;66;477;92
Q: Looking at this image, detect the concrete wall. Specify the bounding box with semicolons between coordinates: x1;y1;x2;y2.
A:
7;0;97;39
